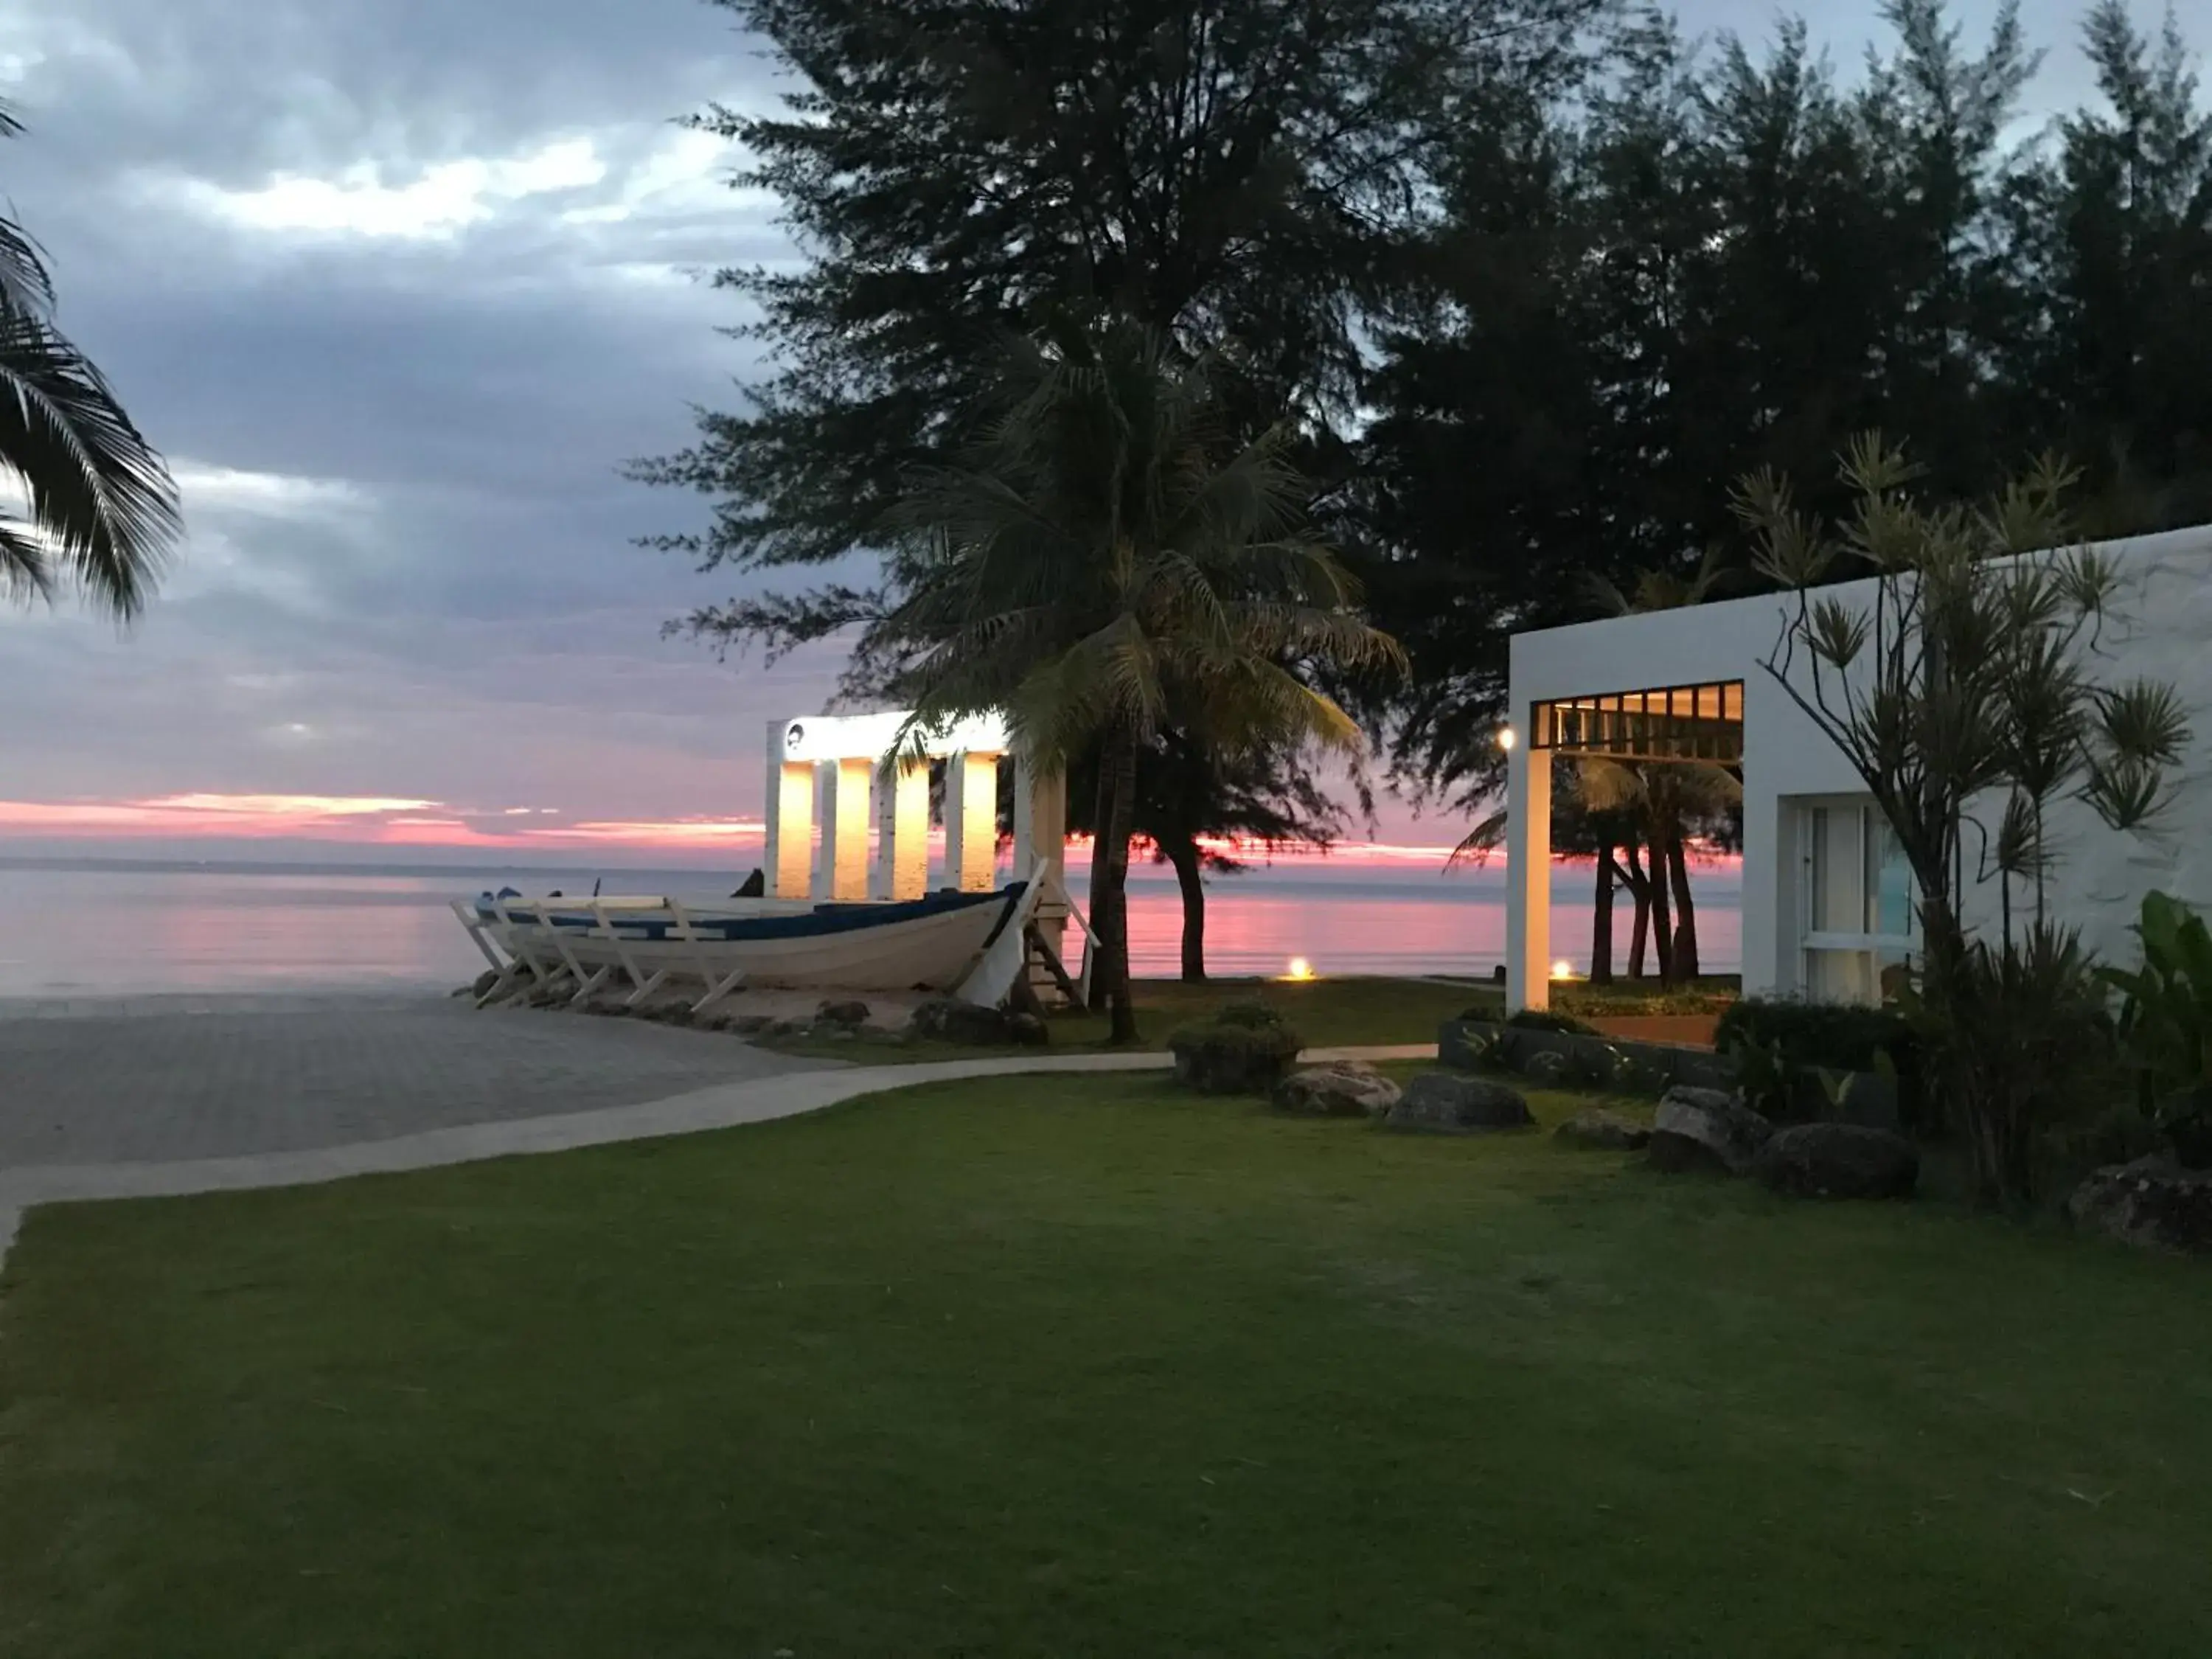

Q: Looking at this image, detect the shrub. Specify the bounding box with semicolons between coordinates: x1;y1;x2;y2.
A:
1214;998;1284;1030
1568;1043;1625;1089
1714;999;1918;1077
1503;1009;1599;1036
1168;1018;1304;1094
2044;1101;2165;1176
2098;891;2212;1168
1455;1027;1511;1073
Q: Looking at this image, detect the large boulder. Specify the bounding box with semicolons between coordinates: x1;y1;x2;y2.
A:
2067;1156;2212;1256
815;998;872;1027
910;998;1015;1045
1273;1062;1402;1119
1648;1086;1773;1175
1751;1123;1919;1200
1556;1108;1651;1151
1382;1072;1533;1134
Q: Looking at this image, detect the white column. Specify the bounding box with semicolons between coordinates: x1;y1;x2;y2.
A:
1504;737;1553;1012
874;758;930;900
819;757;872;902
942;750;1001;892
762;723;815;900
1012;754;1069;966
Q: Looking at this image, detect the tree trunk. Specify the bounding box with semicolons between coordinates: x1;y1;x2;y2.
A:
1645;823;1675;987
1667;832;1700;979
1164;835;1207;983
1590;844;1617;984
1624;841;1651;978
1088;723;1141;1043
1086;753;1117;1013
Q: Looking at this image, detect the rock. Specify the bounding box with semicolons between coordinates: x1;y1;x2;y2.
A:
815;998;872;1027
1273;1062;1402;1119
1648;1086;1772;1175
1521;1049;1573;1087
2067;1156;2212;1255
1006;1012;1050;1047
910;998;1015;1045
1751;1123;1919;1200
467;968;502;1000
1382;1071;1533;1134
1556;1108;1651;1150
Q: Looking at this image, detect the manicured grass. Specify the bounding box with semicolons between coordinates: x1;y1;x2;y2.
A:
5;1077;2212;1657
765;973;1487;1061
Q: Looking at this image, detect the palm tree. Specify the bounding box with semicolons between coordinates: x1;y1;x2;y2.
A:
1576;756;1740;983
1449;551;1739;982
1584;552;1739;979
1;100;180;617
883;319;1401;1040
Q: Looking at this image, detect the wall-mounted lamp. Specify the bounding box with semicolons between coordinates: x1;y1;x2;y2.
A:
1497;726;1517;751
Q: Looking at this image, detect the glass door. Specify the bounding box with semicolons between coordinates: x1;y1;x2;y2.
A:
1798;798;1915;1004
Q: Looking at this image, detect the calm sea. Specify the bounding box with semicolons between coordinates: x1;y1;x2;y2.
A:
0;857;1740;998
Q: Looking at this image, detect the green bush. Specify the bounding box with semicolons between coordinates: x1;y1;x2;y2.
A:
1714;999;1919;1078
1569;1043;1626;1089
2044;1101;2165;1175
1503;1009;1600;1036
1215;998;1284;1030
2098;891;2212;1168
1168;1018;1304;1094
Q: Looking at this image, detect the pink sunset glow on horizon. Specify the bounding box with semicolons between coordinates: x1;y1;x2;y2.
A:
0;790;1742;877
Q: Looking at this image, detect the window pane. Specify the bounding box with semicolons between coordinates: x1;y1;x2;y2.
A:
1809;805;1861;933
1807;948;1877;1004
1869;813;1913;939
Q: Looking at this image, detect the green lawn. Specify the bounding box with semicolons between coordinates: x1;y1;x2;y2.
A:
765;973;1489;1061
4;1077;2211;1657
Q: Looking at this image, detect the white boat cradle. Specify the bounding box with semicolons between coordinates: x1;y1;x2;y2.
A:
456;706;1094;1016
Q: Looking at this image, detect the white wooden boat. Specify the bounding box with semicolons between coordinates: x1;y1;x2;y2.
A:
455;871;1048;1014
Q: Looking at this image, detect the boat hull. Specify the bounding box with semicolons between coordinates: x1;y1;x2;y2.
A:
467;885;1026;995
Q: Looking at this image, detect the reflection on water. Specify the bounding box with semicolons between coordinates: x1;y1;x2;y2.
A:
0;860;1739;996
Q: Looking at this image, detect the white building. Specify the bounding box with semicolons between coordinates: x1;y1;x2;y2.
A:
1503;523;2212;1012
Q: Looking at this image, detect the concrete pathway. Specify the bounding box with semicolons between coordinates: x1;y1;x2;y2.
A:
0;990;1430;1259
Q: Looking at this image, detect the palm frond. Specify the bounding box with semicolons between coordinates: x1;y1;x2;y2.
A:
0;307;181;619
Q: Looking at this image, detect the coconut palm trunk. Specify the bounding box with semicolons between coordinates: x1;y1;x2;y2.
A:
1089;721;1142;1042
1162;833;1208;983
1624;841;1652;977
1646;823;1675;986
1590;844;1618;983
1668;835;1701;978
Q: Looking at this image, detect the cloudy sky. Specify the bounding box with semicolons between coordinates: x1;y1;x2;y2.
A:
0;0;2199;867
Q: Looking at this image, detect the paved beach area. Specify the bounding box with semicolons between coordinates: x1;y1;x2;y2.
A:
0;991;844;1166
0;990;1424;1262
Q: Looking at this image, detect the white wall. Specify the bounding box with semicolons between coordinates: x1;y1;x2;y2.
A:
1504;522;2212;1004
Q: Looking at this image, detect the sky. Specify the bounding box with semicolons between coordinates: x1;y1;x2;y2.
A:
0;0;2200;869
